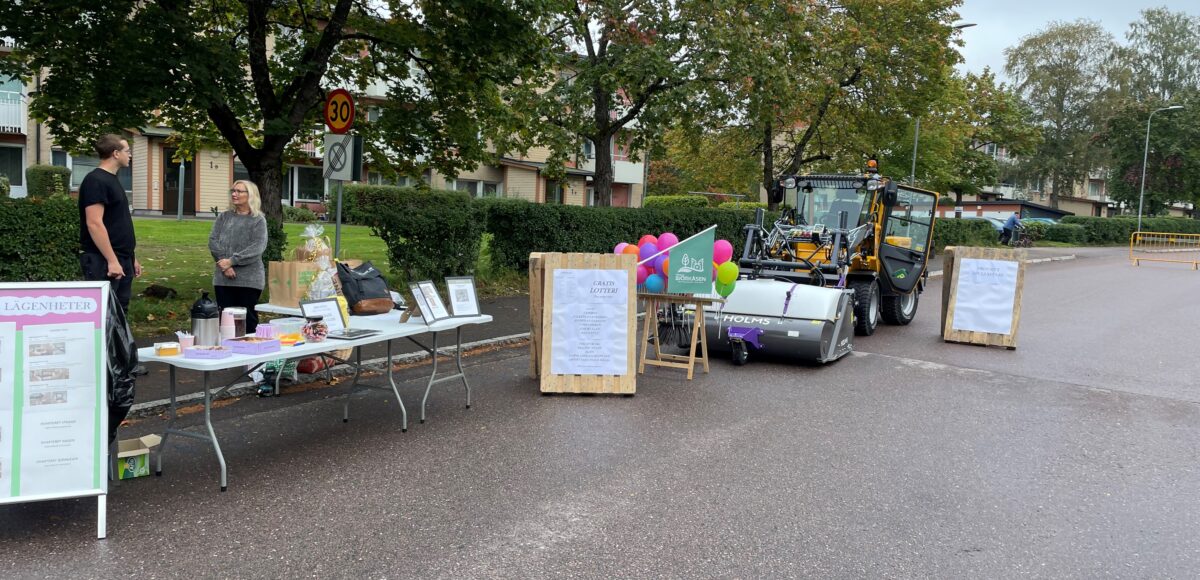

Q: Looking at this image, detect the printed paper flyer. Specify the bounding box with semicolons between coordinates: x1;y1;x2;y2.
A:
951;258;1019;335
550;269;630;376
0;286;105;502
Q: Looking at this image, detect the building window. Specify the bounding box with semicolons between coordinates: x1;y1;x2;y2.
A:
1088;180;1103;198
545;179;563;204
69;154;132;192
481;182;501;198
233;159;250;183
294;166;324;201
455;179;479;196
612;135;631;162
52;150;68;167
370;171;409;187
582;139;594;159
0;146;22;187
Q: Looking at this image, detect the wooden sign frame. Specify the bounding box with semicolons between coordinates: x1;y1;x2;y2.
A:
536;253;637;394
941;246;1026;349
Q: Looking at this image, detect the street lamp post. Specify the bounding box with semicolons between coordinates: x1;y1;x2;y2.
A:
1137;105;1183;232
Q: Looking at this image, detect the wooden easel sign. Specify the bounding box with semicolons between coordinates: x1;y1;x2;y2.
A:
941;246;1026;349
538;253;637;394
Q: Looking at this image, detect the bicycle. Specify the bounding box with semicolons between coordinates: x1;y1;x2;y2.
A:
1001;224;1033;248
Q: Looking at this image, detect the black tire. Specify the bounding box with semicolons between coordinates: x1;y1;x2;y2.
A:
850;279;880;336
881;290;919;325
731;341;749;366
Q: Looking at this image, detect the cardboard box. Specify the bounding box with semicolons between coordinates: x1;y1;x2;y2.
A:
116;434;162;479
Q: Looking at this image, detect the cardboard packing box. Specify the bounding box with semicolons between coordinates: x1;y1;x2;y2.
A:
116;434;162;480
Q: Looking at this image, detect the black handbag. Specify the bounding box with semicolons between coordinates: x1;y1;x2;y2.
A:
336;261;393;315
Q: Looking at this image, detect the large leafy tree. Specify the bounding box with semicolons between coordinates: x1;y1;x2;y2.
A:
877;70;1040;202
0;0;548;256
509;0;720;206
1005;20;1117;208
1102;9;1200;216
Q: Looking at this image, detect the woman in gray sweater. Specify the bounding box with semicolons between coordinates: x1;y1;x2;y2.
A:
208;179;269;333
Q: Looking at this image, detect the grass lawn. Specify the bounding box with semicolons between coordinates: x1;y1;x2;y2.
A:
128;218;525;338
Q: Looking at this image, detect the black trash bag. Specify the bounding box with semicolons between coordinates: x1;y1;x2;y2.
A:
106;291;138;444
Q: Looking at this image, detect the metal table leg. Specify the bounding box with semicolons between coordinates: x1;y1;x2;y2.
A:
342;341;408;432
201;372;228;492
420;327;473;423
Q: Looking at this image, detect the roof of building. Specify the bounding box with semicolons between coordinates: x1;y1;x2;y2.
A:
499;157;594;177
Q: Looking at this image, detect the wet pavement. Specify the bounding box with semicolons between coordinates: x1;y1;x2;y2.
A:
9;247;1198;578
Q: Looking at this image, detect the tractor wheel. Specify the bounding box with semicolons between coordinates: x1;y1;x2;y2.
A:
850;279;881;336
882;291;919;325
731;341;749;366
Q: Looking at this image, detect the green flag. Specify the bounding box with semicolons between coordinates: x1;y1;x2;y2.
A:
666;225;716;294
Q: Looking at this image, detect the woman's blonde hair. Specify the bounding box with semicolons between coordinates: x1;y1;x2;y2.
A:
227;180;263;217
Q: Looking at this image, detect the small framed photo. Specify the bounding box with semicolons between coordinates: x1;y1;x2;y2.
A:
299;297;348;332
411;281;451;323
445;276;480;317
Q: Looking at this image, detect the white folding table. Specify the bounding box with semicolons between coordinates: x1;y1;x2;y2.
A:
140;310;491;491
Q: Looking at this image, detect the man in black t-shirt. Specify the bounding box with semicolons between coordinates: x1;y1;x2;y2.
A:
79;134;142;313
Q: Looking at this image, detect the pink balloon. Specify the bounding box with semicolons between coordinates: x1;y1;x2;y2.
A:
714;239;734;264
638;243;659;261
658;232;679;250
638;234;659;247
636;265;650;284
614;242;629;254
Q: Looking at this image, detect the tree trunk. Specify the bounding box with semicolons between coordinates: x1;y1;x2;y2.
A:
954;191;964;218
762;120;779;210
593;133;614;207
247;155;286;262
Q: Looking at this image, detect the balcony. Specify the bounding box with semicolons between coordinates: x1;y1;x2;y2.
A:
0;97;26;135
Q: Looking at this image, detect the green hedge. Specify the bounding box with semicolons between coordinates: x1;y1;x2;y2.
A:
347;184;483;286
482;199;769;271
642;195;710;209
718;201;767;210
0;196;81;281
26;165;72;199
930;218;997;252
283;205;318;223
1061;216;1200;244
1045;223;1087;244
0;175;9;197
1023;221;1050;241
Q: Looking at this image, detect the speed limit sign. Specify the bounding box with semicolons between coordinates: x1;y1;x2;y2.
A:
324;88;355;134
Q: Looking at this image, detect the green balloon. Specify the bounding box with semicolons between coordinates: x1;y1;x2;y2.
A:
717;261;739;285
715;279;736;298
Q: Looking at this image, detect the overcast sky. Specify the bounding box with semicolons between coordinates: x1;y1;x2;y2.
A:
955;0;1185;80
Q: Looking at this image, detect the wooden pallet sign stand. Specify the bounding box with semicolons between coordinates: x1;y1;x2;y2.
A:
941;246;1026;350
638;293;721;380
533;253;637;394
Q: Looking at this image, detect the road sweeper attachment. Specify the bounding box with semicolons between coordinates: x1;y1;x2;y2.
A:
704;167;938;365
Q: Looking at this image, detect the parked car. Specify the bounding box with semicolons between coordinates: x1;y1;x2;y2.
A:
958;216;1005;232
1024;217;1059;225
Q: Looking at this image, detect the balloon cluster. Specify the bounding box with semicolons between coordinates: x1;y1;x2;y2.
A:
614;233;739;298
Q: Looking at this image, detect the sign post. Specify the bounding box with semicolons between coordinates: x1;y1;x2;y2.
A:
322;88;356;258
0;282;110;538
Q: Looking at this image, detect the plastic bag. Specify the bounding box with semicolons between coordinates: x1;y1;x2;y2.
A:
106;291;138;444
294;224;333;263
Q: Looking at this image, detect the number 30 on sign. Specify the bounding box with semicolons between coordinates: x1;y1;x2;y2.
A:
324;89;355;134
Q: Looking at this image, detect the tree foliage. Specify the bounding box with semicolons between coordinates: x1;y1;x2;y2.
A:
1004;20;1118;207
0;0;550;257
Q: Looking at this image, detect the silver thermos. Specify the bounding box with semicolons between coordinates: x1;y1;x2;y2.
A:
190;291;221;346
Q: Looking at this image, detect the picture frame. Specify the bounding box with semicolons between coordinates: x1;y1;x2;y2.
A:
411;281;451;323
445;276;481;318
400;289;425;324
299;297;348;332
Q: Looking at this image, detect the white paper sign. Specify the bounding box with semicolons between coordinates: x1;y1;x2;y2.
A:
550;269;629;376
951;258;1019;335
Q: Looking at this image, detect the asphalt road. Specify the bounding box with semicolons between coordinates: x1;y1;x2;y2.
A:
3;247;1199;578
